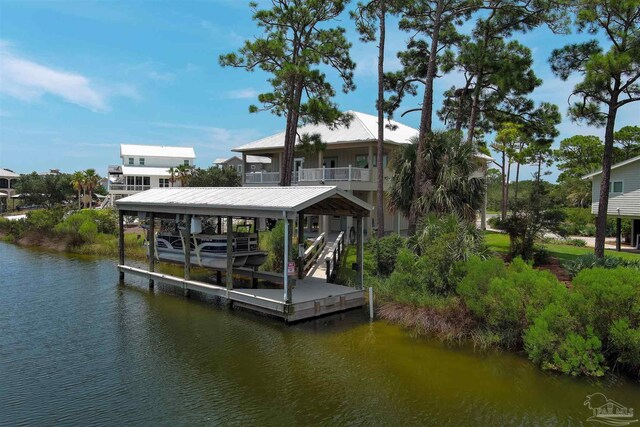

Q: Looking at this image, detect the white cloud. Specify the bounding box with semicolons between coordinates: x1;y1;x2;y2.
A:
0;42;137;111
223;88;259;99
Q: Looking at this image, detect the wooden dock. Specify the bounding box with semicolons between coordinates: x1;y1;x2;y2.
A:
118;265;365;322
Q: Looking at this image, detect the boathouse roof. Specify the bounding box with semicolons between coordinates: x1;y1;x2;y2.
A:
115;186;372;219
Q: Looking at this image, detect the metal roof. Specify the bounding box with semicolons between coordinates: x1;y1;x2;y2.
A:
121;166;172;176
0;168;19;178
120;144;196;159
582;155;640;179
116;186;372;219
232;110;418;152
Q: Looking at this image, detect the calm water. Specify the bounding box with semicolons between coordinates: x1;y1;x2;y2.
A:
1;242;638;426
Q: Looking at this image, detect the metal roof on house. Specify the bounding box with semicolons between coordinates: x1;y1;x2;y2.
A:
116;186;372;219
232;111;418;152
121;166;172;176
0;168;19;178
582;155;640;179
120;144;196;159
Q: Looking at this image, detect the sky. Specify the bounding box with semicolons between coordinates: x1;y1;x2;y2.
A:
0;0;637;182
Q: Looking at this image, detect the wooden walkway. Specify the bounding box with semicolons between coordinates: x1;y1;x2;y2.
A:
118;265;364;322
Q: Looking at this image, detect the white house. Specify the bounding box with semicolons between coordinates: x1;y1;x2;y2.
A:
583;155;640;249
107;144;196;206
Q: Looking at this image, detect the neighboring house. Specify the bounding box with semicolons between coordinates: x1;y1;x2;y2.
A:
107;144;196;206
214;155;272;174
583;155;640;249
232;110;490;237
0;168;19;212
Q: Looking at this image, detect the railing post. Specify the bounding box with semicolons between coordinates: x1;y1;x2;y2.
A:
322;166;326;181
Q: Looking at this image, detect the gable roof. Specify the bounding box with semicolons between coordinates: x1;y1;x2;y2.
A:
115;186;372;219
120;144;196;159
0;168;19;178
232;110;418;152
582;155;640;179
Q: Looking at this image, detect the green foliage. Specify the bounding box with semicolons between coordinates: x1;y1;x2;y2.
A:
26;208;65;232
260;221;296;274
563;254;640;278
369;233;406;276
388;131;486;222
551;329;606;377
188;167;241;187
614;125;640;162
54;209;117;246
15;172;74;208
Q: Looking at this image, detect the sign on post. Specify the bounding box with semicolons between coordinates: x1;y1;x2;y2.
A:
287;261;296;276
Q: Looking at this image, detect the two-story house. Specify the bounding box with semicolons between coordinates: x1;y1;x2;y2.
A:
213;155;272;174
233;110;491;237
583;155;640;249
0;168;19;212
107;144;196;206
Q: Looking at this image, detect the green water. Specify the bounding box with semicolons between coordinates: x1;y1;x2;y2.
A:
1;242;638;426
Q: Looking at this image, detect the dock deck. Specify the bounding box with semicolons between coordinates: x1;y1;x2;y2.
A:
118;265;365;322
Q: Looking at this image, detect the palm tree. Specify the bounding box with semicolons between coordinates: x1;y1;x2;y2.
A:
168;166;177;187
83;169;100;209
175;164;193;187
388;130;485;225
71;171;85;209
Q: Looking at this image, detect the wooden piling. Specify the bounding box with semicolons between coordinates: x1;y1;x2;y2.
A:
356;216;363;290
183;214;192;296
297;212;304;280
118;210;125;283
226;215;233;292
148;212;155;289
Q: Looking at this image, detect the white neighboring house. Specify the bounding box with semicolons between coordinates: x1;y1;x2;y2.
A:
0;168;19;213
107;144;196;206
583;155;640;249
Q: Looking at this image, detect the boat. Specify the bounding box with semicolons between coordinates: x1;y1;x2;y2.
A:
149;230;268;270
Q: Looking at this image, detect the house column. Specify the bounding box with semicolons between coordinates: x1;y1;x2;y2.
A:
367;144;373;169
318;150;323;170
367;191;374;239
242;153;247;185
148;212;155;289
616;217;622;252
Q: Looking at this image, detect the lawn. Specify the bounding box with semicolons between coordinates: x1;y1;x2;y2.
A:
484;231;640;262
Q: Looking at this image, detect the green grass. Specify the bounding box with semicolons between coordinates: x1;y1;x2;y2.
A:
485;231;640;262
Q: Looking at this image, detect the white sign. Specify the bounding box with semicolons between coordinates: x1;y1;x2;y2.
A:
287;261;296;275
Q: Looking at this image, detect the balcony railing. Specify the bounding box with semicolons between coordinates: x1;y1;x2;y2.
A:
109;184;151;192
245;166;370;185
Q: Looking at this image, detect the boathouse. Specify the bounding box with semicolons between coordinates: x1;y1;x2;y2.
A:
115;186;370;322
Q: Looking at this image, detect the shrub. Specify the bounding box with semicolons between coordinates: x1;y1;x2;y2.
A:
457;258;567;346
551;328;606;377
369;234;406;276
564;254;640;278
260;221;296;273
26;208;65;232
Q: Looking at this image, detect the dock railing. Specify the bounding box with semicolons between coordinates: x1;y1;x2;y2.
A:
325;231;345;282
301;232;326;275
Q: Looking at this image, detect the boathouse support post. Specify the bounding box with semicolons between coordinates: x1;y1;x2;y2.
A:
148;212;155;289
356;216;363;290
118;209;125;283
297;212;304;280
216;216;222;285
283;212;292;304
183;214;192;297
226;215;233;293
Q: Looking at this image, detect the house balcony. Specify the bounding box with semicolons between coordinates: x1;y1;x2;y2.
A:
108;184;152;192
244;167;375;191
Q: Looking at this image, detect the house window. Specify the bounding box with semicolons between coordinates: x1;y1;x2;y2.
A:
128;157;134;165
159;178;170;188
610;181;624;193
373;154;389;168
139;158;145;165
184;160;190;166
355;154;368;168
143;177;150;186
236;164;243;173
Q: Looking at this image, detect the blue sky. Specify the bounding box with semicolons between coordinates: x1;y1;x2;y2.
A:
0;0;637;181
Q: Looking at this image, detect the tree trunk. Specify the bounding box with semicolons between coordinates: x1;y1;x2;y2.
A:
514;162;521;203
595;96;619;258
500;150;507;220
409;0;443;235
280;78;304;187
505;159;511;217
376;2;386;238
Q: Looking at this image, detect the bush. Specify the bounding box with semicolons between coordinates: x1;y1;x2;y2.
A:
457;258;567;346
260;221;296;273
369;234;406;276
563;254;640;278
26;208;65;232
